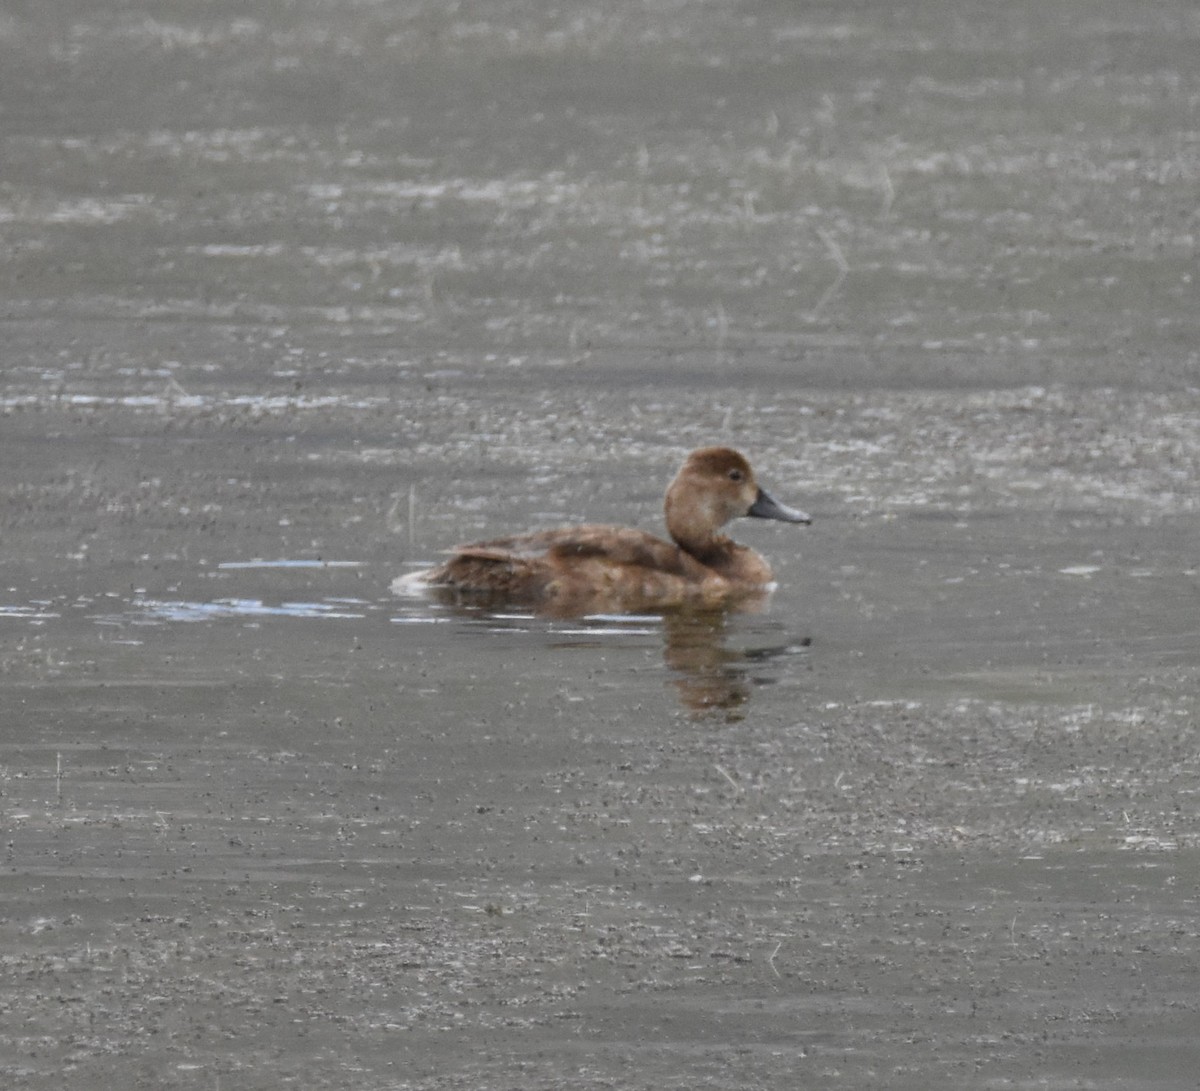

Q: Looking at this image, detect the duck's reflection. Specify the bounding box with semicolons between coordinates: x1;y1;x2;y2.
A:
417;584;808;719
661;607;809;719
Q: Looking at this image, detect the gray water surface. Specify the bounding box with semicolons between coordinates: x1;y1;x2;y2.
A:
2;2;1199;1089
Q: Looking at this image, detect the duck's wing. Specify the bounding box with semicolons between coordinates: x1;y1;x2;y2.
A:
426;537;547;600
445;525;685;570
541;526;694;576
431;525;701;592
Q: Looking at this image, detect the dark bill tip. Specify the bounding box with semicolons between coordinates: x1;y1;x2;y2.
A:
747;487;812;525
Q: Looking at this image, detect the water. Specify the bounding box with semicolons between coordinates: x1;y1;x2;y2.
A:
2;1;1200;1088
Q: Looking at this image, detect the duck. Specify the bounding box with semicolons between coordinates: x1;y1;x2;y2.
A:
401;447;811;616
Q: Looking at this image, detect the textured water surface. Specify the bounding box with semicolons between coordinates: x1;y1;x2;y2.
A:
2;1;1199;1089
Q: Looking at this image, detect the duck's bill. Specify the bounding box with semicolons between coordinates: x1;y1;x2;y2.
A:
748;487;812;524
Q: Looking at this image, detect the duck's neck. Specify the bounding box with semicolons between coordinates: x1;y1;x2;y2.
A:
671;527;732;566
675;528;772;584
665;497;732;566
665;480;727;559
665;496;771;582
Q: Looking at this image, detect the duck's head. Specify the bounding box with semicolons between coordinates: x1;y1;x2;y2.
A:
664;447;811;553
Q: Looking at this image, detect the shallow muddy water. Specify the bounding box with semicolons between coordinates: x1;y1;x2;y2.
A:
2;2;1200;1089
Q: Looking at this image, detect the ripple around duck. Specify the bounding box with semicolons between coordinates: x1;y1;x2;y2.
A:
216;559;366;570
0;605;61;620
99;598;371;624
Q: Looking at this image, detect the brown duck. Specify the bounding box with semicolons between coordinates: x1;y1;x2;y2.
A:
402;447;811;616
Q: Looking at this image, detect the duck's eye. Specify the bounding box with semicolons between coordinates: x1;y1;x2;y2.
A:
727;468;744;482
